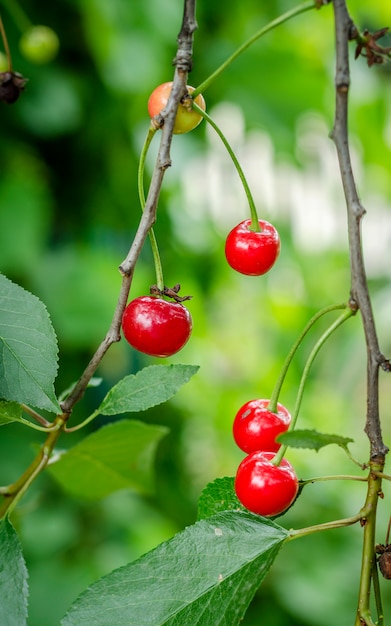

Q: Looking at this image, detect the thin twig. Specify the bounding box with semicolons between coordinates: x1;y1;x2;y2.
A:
61;0;197;415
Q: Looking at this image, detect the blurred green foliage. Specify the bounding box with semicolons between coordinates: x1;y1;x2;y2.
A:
1;0;391;624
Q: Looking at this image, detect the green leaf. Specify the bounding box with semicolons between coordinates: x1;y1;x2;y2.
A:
47;419;168;500
0;400;23;426
277;429;354;452
197;477;246;520
0;274;60;413
62;511;288;626
0;518;29;626
98;364;199;415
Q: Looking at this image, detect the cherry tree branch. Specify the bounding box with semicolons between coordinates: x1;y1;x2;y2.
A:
330;2;389;624
61;0;197;415
330;0;388;460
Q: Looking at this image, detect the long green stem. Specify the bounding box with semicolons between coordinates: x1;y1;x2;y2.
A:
273;307;354;465
193;102;260;231
138;126;165;291
268;303;348;413
288;510;363;541
191;1;317;99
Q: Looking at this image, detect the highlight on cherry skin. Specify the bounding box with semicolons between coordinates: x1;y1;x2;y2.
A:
225;219;280;276
147;81;206;134
233;399;291;454
121;295;192;358
234;451;299;517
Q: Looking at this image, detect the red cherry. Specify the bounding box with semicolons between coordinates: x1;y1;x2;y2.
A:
122;296;192;357
147;81;206;134
234;451;299;517
233;399;291;453
225;219;280;276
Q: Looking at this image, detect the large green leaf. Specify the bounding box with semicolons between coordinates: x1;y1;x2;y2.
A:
0;518;29;626
97;364;199;415
47;419;168;500
0;274;60;413
62;511;288;626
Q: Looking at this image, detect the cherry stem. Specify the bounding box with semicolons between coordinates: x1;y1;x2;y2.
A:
192;102;260;231
0;12;12;70
272;307;354;465
64;409;100;433
288;510;363;541
300;474;368;486
17;418;59;433
138;125;165;291
268;302;349;414
191;1;316;99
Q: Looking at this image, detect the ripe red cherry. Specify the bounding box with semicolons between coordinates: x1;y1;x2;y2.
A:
147;81;206;134
233;399;291;454
122;296;192;357
225;219;280;276
235;451;299;517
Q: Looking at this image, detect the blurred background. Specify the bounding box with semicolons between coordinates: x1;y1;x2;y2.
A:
1;0;391;623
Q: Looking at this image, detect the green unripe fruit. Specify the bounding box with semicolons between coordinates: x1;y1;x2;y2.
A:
19;25;59;64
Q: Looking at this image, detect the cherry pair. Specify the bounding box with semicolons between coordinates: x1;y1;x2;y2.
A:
233;399;298;517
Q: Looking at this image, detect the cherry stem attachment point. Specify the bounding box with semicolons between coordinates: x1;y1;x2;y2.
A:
138;126;165;292
272;306;355;465
191;1;317;99
193;102;260;231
